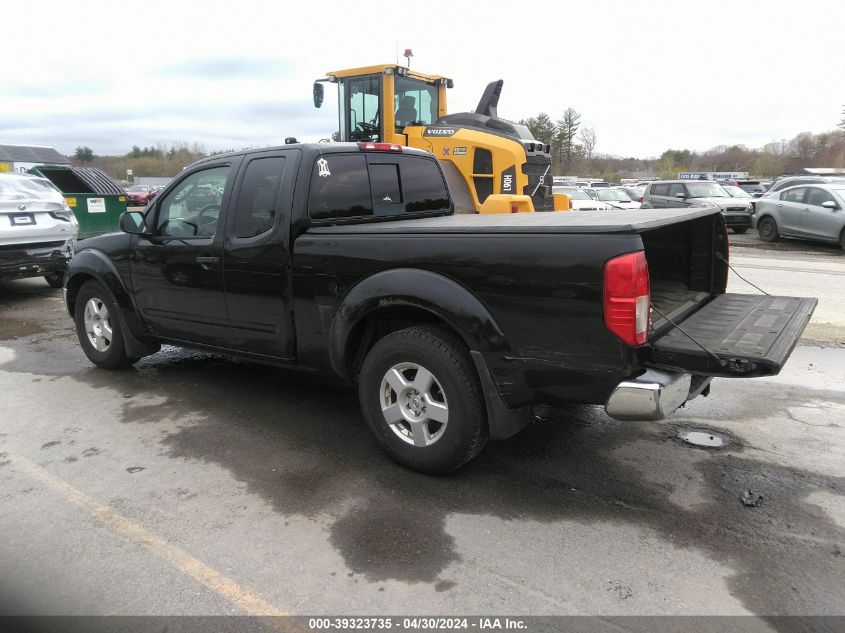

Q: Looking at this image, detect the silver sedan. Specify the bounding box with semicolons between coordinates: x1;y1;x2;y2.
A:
752;183;845;248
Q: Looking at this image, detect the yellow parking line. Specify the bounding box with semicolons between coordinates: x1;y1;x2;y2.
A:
10;453;288;617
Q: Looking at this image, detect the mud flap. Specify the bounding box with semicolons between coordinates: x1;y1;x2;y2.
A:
648;293;817;378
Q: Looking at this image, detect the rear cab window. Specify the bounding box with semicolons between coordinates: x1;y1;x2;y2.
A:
308;152;451;222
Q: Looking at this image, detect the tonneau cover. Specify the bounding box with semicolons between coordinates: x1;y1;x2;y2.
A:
307;208;719;235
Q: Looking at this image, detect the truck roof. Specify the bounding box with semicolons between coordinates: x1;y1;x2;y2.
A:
190;142;435;167
309;207;720;235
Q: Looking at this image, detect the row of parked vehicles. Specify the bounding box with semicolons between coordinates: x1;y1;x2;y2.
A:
552;175;845;248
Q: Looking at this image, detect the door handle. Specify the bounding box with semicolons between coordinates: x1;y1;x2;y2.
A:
196;256;219;269
777;203;783;207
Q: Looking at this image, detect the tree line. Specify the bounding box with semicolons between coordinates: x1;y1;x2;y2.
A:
520;107;845;181
72;142;210;182
70;104;845;184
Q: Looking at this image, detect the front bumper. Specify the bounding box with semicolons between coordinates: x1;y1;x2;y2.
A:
605;369;710;421
723;213;752;228
0;240;73;282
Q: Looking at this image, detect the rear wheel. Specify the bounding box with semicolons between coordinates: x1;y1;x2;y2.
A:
758;217;779;243
731;227;748;234
358;327;488;474
44;272;64;288
840;228;845;251
74;281;134;369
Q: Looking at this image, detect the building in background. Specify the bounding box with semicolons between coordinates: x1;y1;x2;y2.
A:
0;144;69;173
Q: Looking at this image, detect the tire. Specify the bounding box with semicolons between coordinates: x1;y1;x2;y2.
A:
758;216;779;243
74;281;134;369
44;272;64;288
358;326;488;474
731;227;748;234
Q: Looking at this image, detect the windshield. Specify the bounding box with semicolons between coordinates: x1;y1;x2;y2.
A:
685;182;730;198
722;185;752;198
831;188;845;203
394;76;439;129
554;187;592;200
597;189;632;202
0;176;64;202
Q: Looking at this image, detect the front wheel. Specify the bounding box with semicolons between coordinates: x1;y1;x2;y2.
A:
74;281;134;369
44;272;64;288
758;217;779;243
358;327;488;474
732;227;748;234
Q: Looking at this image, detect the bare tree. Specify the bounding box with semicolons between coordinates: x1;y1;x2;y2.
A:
556;108;581;174
578;127;597;171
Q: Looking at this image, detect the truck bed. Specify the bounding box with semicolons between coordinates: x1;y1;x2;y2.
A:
307;208;718;234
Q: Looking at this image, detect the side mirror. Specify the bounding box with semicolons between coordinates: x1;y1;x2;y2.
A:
821;200;838;209
675;192;686;199
313;82;324;108
753;191;763;198
120;211;149;235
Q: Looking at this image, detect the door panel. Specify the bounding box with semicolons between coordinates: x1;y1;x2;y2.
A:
777;187;807;235
131;162;240;344
223;151;300;357
802;187;842;241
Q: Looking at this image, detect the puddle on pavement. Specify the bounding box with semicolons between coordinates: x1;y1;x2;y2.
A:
678;429;729;448
0;318;44;340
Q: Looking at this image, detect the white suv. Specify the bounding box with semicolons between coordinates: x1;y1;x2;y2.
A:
0;173;78;287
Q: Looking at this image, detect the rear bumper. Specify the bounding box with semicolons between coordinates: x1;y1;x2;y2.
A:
0;240;73;282
605;369;709;421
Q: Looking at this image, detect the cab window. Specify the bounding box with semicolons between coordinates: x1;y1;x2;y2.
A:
343;76;380;142
806;187;836;207
309;155;373;220
233;157;286;238
155;166;230;237
394;76;439;130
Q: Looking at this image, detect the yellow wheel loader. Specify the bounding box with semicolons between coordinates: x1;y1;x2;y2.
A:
313;64;568;213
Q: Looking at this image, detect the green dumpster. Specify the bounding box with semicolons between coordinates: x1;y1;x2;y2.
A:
29;165;127;239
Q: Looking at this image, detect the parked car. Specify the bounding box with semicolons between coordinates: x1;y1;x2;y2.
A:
622;185;646;203
124;185;156;206
640;180;753;233
64;142;816;474
593;187;641;210
753;183;845;248
551;186;612;210
720;184;757;211
762;175;845;198
720;179;769;197
0;173;78;287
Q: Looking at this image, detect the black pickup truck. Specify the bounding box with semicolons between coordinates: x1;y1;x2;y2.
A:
64;142;817;473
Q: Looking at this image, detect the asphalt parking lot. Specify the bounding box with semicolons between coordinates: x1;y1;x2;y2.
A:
1;237;843;625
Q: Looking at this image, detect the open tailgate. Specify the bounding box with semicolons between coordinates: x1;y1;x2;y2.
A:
648;293;817;377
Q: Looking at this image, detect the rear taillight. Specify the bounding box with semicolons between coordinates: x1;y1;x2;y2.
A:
638;196;644;203
604;251;650;346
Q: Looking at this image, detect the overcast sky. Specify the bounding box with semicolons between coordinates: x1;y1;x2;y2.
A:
2;0;843;159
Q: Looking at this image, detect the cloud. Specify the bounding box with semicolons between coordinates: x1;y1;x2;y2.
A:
158;57;292;79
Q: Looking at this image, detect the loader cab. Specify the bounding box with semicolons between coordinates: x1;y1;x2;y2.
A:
314;65;451;145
